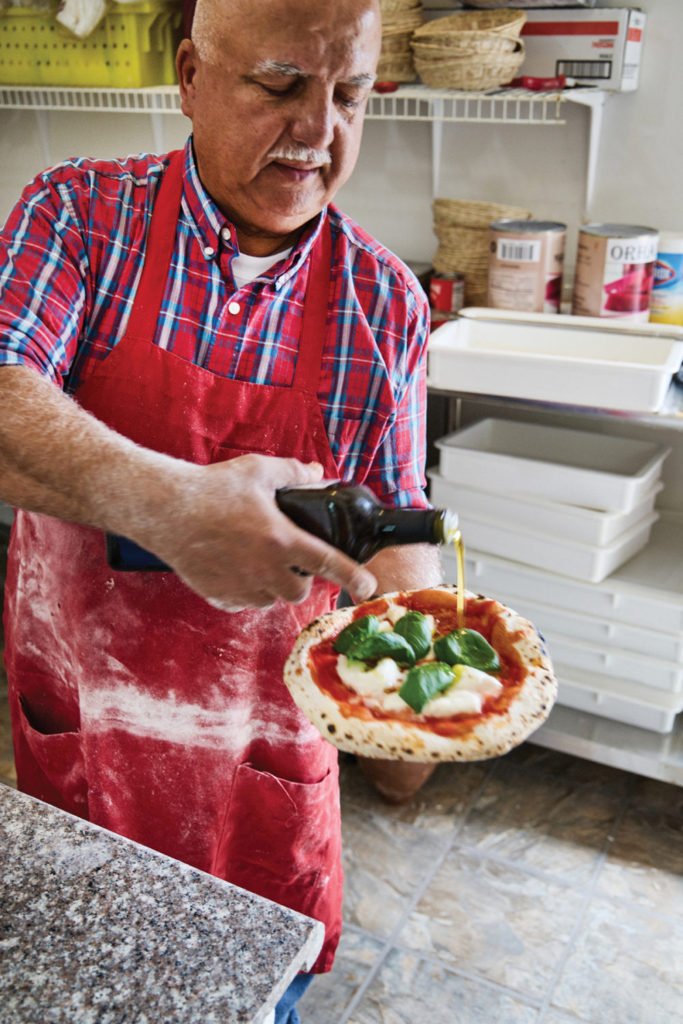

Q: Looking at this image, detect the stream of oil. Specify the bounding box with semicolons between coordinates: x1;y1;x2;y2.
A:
452;528;466;630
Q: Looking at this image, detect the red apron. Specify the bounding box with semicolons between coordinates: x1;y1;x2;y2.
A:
4;151;344;973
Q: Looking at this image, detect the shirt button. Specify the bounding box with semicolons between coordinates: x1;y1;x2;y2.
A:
203;245;215;258
228;301;240;315
220;227;231;242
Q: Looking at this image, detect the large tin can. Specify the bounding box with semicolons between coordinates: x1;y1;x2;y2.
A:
487;220;566;313
649;233;683;326
572;223;659;322
429;272;466;315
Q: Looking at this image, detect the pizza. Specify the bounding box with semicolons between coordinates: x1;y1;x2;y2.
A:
283;585;556;763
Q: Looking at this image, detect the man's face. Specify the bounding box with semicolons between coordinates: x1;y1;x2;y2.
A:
177;0;381;254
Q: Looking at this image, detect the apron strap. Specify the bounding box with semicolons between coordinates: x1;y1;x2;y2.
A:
126;150;185;341
293;217;332;394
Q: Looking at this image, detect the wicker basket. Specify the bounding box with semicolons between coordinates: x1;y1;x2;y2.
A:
414;41;524;90
433;198;532;229
412;9;527;40
413;33;518;58
381;8;423;35
376;56;416;82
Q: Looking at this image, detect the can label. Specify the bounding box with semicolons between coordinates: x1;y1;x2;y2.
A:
572;228;659;322
487;225;565;313
429;273;465;315
650;250;683;326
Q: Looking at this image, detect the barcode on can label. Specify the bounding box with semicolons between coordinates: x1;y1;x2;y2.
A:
496;240;541;263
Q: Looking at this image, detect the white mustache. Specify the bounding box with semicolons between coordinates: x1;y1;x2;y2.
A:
267;145;332;166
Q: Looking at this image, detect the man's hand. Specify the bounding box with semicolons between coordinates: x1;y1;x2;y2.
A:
137;454;378;611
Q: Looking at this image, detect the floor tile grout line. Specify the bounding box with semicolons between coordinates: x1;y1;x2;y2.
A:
534;797;631;1024
447;843;600;891
340;922;545;1010
336;761;500;1024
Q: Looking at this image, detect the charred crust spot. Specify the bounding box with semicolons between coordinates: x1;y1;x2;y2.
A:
327;724;337;735
321;713;327;719
345;733;353;741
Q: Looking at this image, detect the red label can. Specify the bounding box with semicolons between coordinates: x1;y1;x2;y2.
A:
572;223;659;322
430;272;466;315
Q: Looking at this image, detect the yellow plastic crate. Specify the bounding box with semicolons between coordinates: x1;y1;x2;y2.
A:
0;2;181;87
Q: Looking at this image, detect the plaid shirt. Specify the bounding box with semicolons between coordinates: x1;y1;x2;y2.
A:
0;139;430;506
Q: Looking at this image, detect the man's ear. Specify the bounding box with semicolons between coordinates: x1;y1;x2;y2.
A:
176;39;200;118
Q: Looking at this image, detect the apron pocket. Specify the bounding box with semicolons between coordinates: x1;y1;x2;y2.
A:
212;761;343;931
13;690;88;818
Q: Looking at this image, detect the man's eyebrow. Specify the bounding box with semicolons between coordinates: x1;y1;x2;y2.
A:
346;73;376;88
251;60;305;78
250;61;376;88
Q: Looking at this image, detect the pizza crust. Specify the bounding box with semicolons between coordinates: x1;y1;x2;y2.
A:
283;585;557;763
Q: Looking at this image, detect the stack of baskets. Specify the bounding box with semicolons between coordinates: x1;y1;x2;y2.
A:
377;0;423;83
411;9;526;91
432;197;532;305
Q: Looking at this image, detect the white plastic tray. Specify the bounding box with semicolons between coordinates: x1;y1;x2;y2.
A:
554;664;683;734
485;596;683;665
454;510;657;583
429;470;663;546
428;308;683;412
443;514;683;634
549;633;683;694
436;418;670;513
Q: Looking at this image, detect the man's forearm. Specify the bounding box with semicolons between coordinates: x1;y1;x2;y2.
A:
0;365;188;536
367;543;444;595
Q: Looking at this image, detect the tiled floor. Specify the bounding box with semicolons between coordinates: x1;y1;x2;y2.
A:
2;523;683;1023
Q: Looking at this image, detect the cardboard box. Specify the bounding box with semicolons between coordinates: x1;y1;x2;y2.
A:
520;8;646;91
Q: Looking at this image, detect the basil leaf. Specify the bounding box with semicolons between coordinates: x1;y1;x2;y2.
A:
348;632;416;667
433;628;500;673
398;662;454;713
334;615;380;655
393;611;433;660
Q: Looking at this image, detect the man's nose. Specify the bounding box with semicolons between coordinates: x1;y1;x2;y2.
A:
290;87;336;151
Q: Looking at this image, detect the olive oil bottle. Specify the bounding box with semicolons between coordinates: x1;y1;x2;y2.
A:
275;482;459;563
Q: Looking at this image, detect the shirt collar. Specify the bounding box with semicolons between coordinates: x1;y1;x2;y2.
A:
181;136;326;288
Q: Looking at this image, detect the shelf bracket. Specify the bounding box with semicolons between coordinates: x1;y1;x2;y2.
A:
430;99;444;196
566;90;609;222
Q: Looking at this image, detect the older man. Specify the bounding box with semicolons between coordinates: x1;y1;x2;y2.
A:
0;0;440;1017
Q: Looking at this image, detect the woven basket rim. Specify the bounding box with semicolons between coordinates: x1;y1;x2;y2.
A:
413;9;526;39
412;34;517;57
433;198;533;228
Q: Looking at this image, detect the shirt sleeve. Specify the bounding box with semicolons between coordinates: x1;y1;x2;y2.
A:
0;169;90;388
364;281;432;510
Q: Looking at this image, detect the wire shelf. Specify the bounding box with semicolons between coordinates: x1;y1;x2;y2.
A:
0;83;579;124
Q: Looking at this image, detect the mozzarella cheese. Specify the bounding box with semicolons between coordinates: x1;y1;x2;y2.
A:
337;654;403;697
337;645;502;717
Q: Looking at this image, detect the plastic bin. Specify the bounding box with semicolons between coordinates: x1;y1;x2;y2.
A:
428;308;683;413
429;470;663;546
554;664;683;734
451;510;657;583
0;2;181;87
436;418;670;513
479;595;683;665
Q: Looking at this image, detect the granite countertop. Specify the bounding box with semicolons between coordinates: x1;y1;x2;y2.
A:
0;785;323;1024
